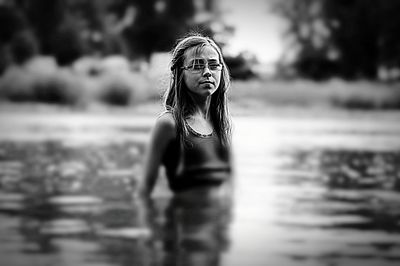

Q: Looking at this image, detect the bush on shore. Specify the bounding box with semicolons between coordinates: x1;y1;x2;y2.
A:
2;55;400;110
230;79;400;110
0;56;160;107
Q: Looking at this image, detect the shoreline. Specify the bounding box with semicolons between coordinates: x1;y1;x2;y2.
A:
1;101;400;120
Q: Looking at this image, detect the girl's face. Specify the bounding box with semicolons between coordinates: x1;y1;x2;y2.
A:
182;45;222;98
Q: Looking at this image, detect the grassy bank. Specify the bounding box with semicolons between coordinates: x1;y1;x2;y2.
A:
0;56;164;108
1;57;400;112
230;79;400;110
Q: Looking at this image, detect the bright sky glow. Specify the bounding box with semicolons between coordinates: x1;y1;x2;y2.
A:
221;0;286;64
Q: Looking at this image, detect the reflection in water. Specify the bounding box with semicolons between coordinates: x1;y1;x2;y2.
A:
282;149;400;232
273;148;400;264
159;193;231;266
284;149;400;191
320;150;400;191
1;137;400;265
0;141;233;266
0;140;150;266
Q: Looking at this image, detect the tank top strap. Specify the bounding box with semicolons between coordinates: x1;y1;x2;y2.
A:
184;119;214;138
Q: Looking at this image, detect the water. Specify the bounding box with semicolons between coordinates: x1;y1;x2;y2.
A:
0;110;400;266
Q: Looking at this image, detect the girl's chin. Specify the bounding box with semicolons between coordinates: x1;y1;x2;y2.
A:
202;86;217;94
188;90;215;99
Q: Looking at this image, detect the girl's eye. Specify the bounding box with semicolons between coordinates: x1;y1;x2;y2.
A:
209;64;221;70
192;64;205;70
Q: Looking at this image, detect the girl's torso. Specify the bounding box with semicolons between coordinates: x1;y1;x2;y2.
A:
161;113;231;193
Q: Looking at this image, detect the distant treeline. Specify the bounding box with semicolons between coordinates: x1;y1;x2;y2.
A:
272;0;400;81
0;0;222;70
0;0;256;79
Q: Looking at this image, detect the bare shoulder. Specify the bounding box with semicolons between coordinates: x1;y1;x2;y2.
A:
157;111;175;125
153;111;176;139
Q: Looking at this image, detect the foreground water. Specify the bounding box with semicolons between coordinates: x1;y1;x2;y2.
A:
0;110;400;266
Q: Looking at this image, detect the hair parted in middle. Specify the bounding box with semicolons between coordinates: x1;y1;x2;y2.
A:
163;32;231;146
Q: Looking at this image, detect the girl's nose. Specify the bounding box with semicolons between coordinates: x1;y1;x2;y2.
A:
203;67;212;77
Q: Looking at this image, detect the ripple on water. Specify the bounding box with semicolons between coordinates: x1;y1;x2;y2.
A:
39;218;92;235
47;195;103;214
0;192;26;212
1;124;400;266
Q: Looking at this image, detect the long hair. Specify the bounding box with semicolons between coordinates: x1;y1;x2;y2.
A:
163;33;231;146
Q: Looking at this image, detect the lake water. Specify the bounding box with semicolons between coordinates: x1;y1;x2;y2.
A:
0;110;400;266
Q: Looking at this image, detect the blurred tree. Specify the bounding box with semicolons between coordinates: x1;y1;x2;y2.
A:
0;4;26;43
24;0;65;55
1;0;229;65
10;30;39;65
376;0;400;79
272;0;400;80
52;21;86;66
225;53;256;80
124;0;196;60
22;0;122;65
0;4;28;73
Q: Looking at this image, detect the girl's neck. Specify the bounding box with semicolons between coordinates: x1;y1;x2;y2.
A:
186;110;214;135
191;109;210;121
189;94;212;119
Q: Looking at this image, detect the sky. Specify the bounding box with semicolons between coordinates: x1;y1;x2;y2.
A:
220;0;286;64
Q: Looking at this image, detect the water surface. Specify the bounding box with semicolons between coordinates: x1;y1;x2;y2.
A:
0;110;400;266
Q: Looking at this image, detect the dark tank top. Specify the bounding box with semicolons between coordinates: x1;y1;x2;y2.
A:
162;123;231;193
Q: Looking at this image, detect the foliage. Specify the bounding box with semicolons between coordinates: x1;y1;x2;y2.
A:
52;23;86;66
229;79;400;110
224;53;256;80
22;0;65;54
0;65;81;105
271;0;400;80
0;5;25;41
0;56;157;107
32;70;82;105
1;0;207;63
99;83;131;106
0;5;30;73
123;0;197;59
10;30;39;65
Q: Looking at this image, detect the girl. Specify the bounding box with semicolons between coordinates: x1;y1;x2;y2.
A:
139;33;233;265
141;33;232;200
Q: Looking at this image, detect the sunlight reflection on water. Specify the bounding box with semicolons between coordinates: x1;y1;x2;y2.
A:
0;112;400;266
226;115;400;266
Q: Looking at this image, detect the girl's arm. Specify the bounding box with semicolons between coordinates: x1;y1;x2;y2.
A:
140;112;176;197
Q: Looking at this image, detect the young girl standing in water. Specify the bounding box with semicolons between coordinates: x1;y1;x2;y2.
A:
139;34;233;265
141;33;232;199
